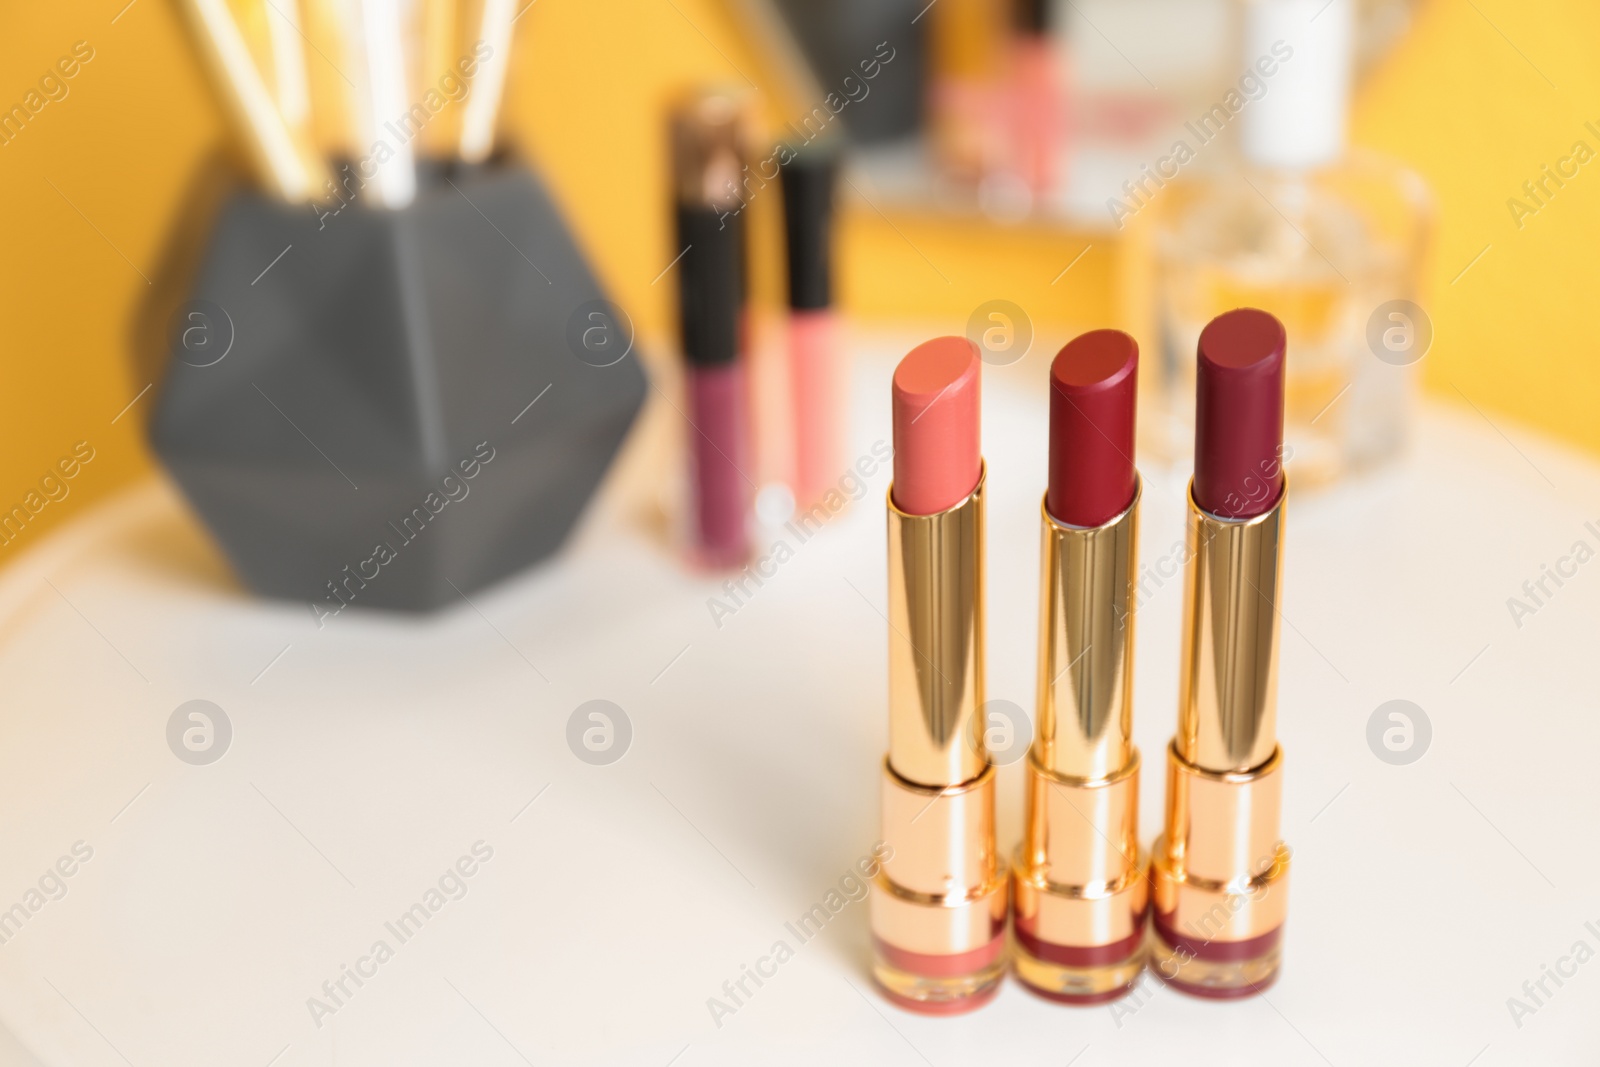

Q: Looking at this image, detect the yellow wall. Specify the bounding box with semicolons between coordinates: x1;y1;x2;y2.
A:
0;1;216;553
1350;0;1600;449
0;0;1596;559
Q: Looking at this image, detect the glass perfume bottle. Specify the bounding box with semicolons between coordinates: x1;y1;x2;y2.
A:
1151;0;1431;488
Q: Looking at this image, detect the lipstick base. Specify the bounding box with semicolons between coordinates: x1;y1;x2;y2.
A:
1147;743;1291;1000
870;761;1008;1015
1010;751;1147;1005
1147;920;1282;999
870;935;1007;1014
1012;938;1145;1004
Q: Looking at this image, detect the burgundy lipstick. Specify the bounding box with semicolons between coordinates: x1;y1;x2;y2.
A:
1150;307;1294;998
1193;308;1287;519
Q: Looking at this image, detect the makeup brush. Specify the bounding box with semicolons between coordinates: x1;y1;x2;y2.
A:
225;0;276;92
458;0;515;163
359;0;418;206
177;0;326;200
262;0;314;145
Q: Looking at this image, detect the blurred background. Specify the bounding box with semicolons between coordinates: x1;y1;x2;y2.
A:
1;0;1598;542
1;1;1599;1064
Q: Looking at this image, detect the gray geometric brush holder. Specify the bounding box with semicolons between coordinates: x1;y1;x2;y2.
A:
150;162;647;615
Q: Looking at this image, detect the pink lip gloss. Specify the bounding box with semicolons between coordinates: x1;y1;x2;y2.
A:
1010;0;1063;200
780;143;841;511
672;93;752;569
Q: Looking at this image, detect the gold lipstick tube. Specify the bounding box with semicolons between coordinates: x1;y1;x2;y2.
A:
1149;482;1293;997
870;469;1008;1014
1012;483;1147;1003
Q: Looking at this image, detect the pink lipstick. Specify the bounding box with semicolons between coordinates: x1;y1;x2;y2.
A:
870;337;1007;1014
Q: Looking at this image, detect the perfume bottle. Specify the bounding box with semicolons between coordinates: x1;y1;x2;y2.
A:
1152;0;1431;488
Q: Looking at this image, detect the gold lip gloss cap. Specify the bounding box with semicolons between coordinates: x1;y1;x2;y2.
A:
670;90;748;210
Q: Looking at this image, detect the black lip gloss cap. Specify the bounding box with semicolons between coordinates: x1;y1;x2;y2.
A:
1016;0;1050;35
780;143;837;312
676;204;744;368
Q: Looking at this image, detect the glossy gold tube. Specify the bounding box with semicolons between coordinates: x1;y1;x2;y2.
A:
1149;482;1292;997
870;470;1007;1014
1012;484;1147;1003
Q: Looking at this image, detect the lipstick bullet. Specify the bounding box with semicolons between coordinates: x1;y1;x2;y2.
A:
1013;330;1147;1003
1150;307;1294;997
869;338;1008;1014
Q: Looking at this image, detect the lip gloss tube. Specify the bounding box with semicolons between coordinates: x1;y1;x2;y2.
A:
869;338;1008;1014
1012;331;1146;1003
672;93;751;569
1149;308;1293;998
1009;0;1062;199
779;142;840;510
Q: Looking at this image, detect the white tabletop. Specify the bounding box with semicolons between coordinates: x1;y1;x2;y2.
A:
0;336;1595;1066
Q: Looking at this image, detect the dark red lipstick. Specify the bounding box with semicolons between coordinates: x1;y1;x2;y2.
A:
1047;329;1138;527
1013;329;1148;1004
1193;308;1286;519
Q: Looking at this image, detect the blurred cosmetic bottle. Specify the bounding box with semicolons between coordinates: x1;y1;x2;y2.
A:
1059;0;1233;220
1151;0;1432;487
927;0;1008;185
673;92;754;569
1008;0;1066;203
780;141;844;511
